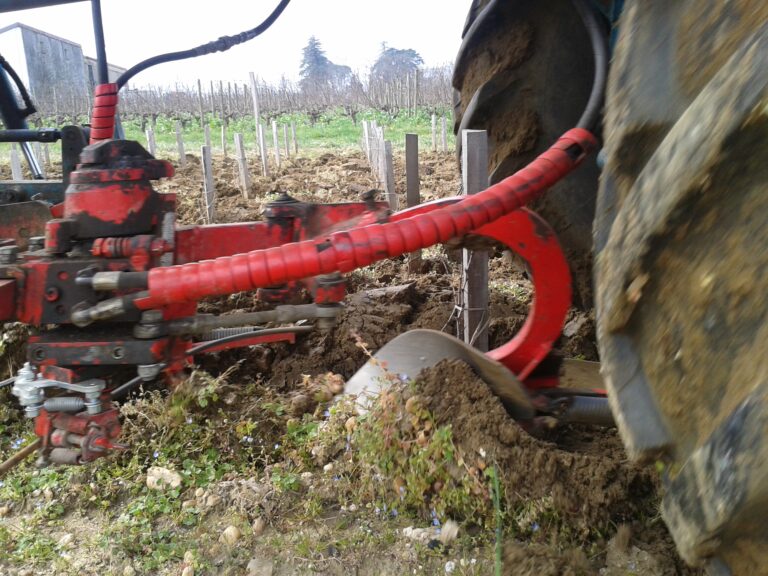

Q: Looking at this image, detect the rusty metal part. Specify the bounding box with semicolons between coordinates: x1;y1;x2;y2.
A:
596;5;768;572
0;438;42;478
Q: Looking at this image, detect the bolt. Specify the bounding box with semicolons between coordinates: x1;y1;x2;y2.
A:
28;236;45;251
0;245;19;264
111;347;125;360
33;348;46;361
140;310;164;324
44;286;60;302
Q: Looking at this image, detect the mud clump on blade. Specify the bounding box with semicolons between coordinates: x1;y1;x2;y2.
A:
416;359;657;536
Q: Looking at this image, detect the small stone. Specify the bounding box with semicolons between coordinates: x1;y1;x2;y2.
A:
252;517;266;537
314;386;333;403
300;471;313;480
194;487;205;498
43;488;54;501
290;394;314;416
247;556;274;576
0;505;10;517
57;533;74;548
146;466;182;490
204;494;222;509
344;416;357;434
326;373;345;395
122;567;136;576
445;560;456;573
181;566;194;576
182;499;196;510
219;525;242;547
323;463;334;473
348;503;358;512
439;520;459;545
183;550;195;564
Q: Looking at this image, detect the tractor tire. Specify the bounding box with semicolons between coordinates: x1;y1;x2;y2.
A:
452;0;602;308
595;3;768;574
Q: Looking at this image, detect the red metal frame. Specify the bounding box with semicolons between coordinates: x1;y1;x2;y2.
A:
0;83;599;463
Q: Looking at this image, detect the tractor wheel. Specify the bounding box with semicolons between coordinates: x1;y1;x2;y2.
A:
452;0;602;308
595;3;768;573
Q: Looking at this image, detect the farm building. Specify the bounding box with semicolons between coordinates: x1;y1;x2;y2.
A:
0;22;125;112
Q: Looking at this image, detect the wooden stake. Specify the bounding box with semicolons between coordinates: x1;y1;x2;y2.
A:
271;120;281;169
201;145;216;224
10;144;22;180
257;123;269;177
441;116;448;153
283;124;290;157
196;79;205;128
145;128;156;156
43;142;51;167
431;114;437;152
220;124;227;157
362;121;371;162
405;133;421;273
204;124;212;151
460;129;489;351
383;140;397;210
175;121;186;168
248;72;261;152
234;132;252;199
291;121;298;155
33;142;46;178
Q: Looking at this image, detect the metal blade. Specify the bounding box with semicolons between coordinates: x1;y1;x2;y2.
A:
345;328;534;420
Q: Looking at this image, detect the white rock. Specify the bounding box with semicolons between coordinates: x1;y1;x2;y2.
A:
323;463;334;473
0;505;10;517
57;533;74;548
122;566;136;576
43;488;54;501
145;466;182;490
181;566;194;576
348;503;358;512
439;520;459;545
219;525;242;547
194;487;205;498
445;560;456;573
247;556;274;576
252;517;266;537
183;550;195;564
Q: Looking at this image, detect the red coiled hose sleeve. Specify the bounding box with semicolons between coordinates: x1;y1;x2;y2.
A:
135;128;597;310
89;83;118;144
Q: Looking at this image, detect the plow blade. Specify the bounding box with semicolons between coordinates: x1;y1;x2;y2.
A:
345;329;535;421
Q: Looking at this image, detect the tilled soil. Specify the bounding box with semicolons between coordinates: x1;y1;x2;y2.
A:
180;150;694;574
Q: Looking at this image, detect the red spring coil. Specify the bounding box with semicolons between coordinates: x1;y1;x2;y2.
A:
89;83;119;144
135;128;597;310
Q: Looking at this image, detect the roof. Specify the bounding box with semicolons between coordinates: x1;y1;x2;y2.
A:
0;22;83;48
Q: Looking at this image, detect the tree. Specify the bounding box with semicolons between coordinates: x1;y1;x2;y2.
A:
299;37;351;93
371;45;424;83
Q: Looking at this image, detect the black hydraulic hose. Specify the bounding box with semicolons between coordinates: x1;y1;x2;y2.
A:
91;0;109;84
571;0;609;132
116;0;291;90
0;54;35;118
186;325;313;356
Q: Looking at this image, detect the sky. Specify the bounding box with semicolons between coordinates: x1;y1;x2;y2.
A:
0;0;468;88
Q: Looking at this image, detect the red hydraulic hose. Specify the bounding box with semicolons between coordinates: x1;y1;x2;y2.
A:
89;83;118;144
135;128;597;310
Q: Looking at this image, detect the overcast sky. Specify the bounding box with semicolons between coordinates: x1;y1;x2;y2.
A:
0;0;468;87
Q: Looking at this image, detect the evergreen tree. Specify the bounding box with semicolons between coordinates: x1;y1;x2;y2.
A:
371;45;424;83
